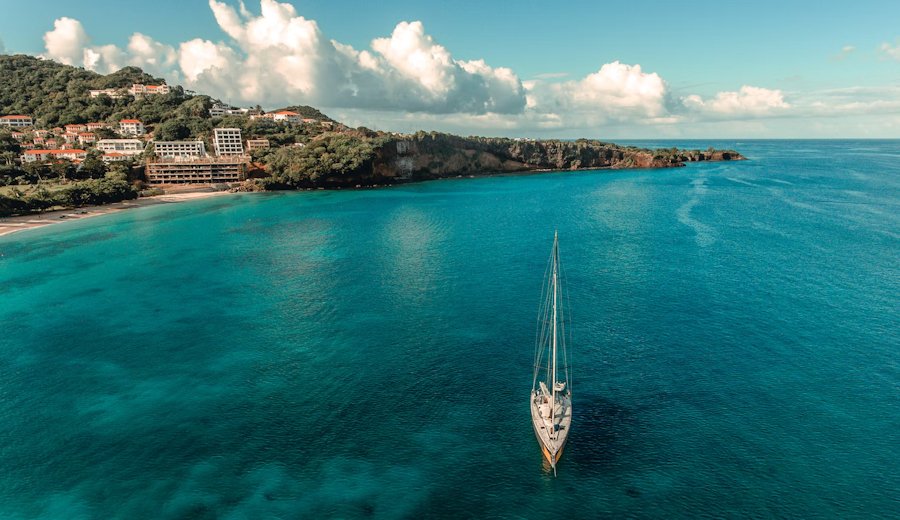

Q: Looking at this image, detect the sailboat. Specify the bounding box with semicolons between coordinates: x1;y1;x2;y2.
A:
531;231;572;474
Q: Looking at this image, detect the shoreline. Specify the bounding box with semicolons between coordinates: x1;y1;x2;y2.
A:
0;161;721;239
0;189;236;239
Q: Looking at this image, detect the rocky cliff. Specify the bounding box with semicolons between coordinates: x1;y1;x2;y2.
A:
366;133;744;183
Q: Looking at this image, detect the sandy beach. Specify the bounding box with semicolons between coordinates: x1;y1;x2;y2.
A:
0;188;237;239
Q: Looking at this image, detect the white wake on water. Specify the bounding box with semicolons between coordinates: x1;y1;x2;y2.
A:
676;177;716;247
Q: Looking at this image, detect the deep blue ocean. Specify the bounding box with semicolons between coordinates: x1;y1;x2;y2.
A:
1;140;898;518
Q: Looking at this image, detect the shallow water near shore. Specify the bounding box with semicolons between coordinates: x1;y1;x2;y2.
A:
1;140;898;518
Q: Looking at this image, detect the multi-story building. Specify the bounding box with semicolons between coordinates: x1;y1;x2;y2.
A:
101;152;130;163
78;132;97;145
146;157;246;184
96;139;144;155
129;84;170;96
65;124;87;133
213;128;244;156
10;132;26;141
153;140;207;159
0;115;33;127
86;122;107;131
209;103;250;117
271;111;301;124
119;119;145;136
246;139;270;152
89;88;127;99
21;149;87;163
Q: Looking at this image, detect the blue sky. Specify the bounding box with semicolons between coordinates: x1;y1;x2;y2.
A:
1;0;899;137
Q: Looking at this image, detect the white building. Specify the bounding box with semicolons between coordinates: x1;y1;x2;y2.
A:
210;103;250;117
21;149;87;163
153;140;207;159
271;111;301;123
0;115;33;128
129;84;170;96
213;128;244;156
97;139;144;155
89;88;128;99
246;139;270;152
119;119;145;136
101;152;131;163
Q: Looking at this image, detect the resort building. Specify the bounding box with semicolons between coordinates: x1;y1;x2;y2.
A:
89;88;127;99
209;103;250;117
272;111;301;124
11;132;26;141
153;140;207;160
119;119;145;136
101;152;130;163
65;124;87;134
96;139;144;155
0;115;33;128
86;122;108;131
78;133;97;145
33;130;49;137
302;118;317;124
146;157;246;184
21;149;87;163
213;128;244;156
129;84;170;96
246;139;270;152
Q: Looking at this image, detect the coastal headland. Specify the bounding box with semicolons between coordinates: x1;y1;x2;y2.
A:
0;54;744;225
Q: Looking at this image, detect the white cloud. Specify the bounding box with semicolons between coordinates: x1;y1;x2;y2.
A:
832;45;856;61
35;0;900;137
43;17;90;66
178;39;235;82
127;33;178;71
530;61;668;120
198;0;527;114
683;86;789;117
880;41;900;61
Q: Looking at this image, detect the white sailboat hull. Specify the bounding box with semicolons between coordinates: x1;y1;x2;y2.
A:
530;391;572;467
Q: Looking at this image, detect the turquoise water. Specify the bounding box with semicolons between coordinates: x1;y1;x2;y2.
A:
1;140;898;518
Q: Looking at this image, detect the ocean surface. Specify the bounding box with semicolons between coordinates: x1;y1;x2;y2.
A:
1;140;897;518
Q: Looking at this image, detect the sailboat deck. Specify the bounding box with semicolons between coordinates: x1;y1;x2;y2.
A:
530;394;572;462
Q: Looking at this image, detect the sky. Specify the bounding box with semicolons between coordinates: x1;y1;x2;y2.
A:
1;0;899;138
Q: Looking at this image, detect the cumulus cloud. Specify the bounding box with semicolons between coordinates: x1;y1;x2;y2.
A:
48;0;890;136
43;17;90;66
682;86;789;117
41;0;528;115
528;61;669;123
880;41;900;61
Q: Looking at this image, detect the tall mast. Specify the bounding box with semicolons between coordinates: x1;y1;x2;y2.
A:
551;231;558;432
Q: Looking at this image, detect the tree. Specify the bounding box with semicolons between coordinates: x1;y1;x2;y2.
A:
76;150;108;180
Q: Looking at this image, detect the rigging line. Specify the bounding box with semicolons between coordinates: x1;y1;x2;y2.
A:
555;236;572;393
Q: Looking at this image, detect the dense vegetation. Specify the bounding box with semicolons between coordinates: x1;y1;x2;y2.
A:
0;54;331;144
0;174;137;216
